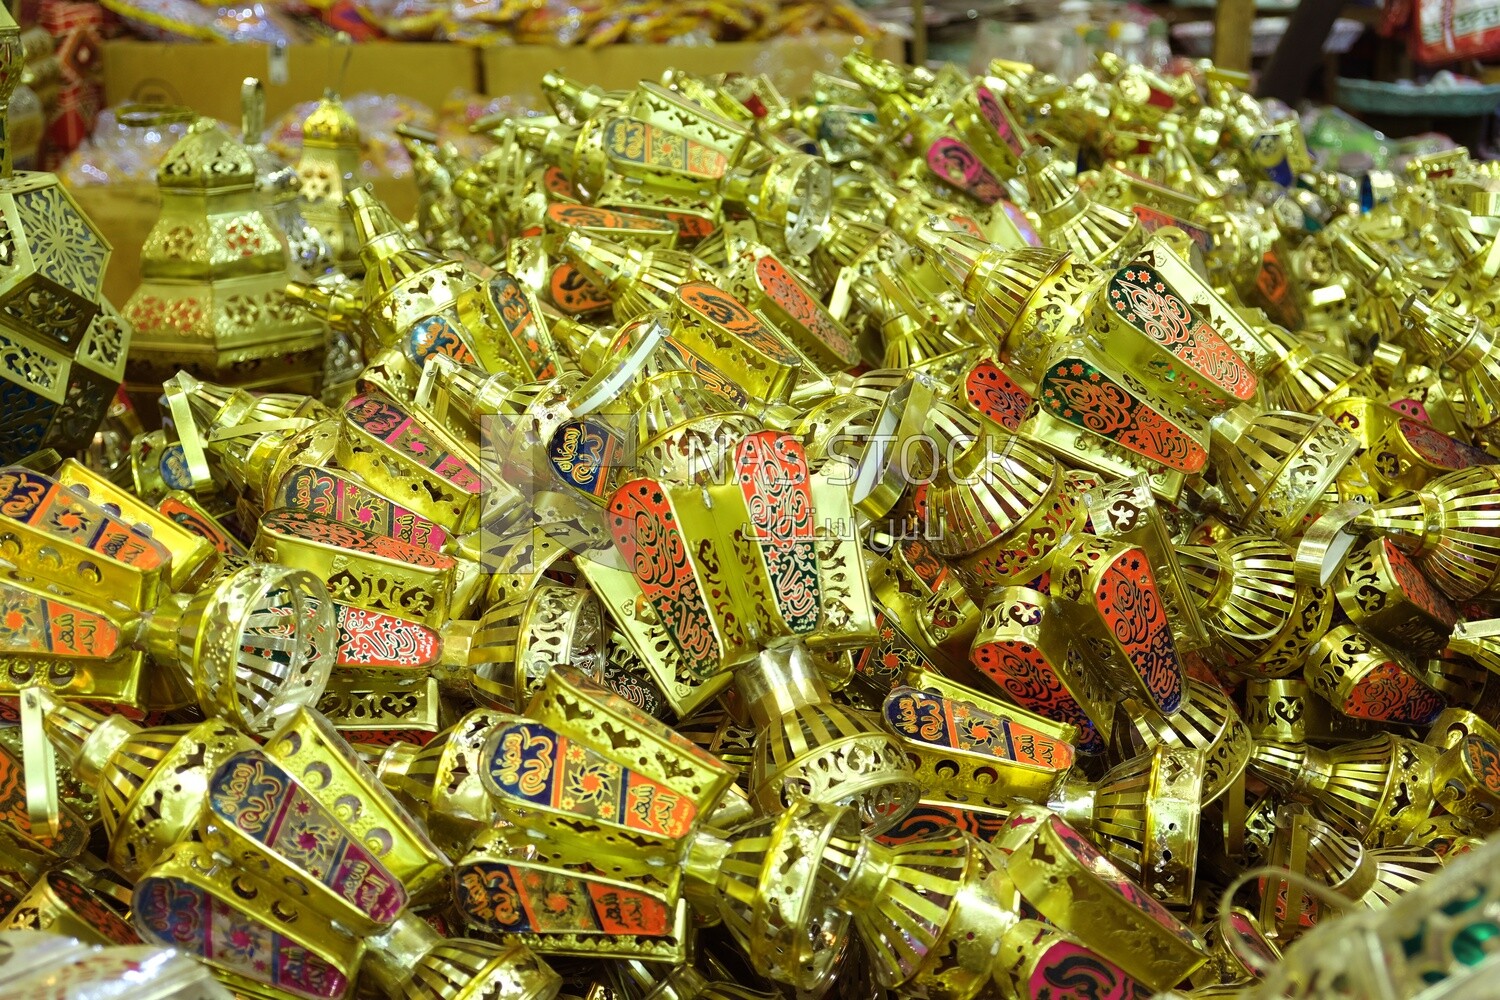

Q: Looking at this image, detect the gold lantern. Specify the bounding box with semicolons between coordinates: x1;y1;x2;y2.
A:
296;90;364;272
1249;735;1435;847
123;116;325;404
0;1;128;464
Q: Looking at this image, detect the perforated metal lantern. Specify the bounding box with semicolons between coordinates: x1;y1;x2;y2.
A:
0;4;129;463
296;90;364;272
122;115;325;403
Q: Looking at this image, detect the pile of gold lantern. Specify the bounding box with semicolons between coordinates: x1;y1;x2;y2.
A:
8;9;1500;998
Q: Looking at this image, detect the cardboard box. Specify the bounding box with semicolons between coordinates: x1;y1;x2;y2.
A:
103;34;899;123
480;32;901;104
67;177;418;307
103;40;480;122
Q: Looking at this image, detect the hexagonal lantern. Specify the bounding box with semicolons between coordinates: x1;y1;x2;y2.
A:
296;91;364;273
122;115;326;407
243;77;333;282
0;4;129;464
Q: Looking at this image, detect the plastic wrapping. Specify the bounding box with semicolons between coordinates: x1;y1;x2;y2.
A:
99;0;309;42
61;109;194;185
0;933;235;1000
62;91;499;186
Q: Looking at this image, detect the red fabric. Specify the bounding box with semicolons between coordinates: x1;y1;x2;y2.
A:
43;79;100;165
39;0;106;83
1382;0;1500;63
1386;0;1500;62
